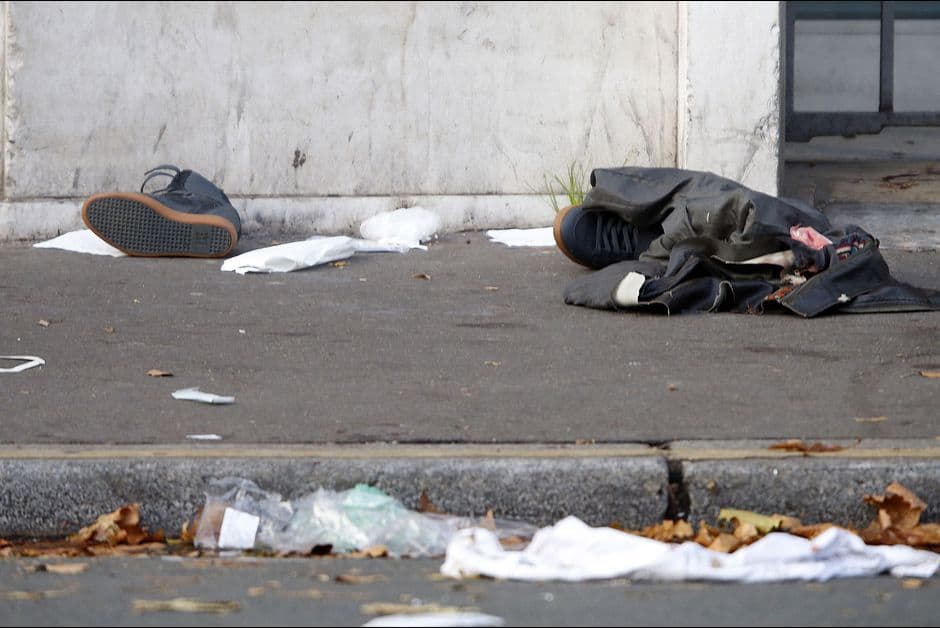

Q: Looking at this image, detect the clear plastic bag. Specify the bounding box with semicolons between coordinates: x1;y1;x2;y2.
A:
273;484;455;557
194;477;293;550
194;479;537;558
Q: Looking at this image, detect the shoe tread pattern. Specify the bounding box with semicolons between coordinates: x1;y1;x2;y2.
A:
85;196;230;256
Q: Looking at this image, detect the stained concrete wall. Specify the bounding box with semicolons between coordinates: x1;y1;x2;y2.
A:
0;1;783;240
679;1;781;195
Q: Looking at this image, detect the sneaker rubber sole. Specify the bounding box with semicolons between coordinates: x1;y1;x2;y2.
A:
82;192;237;258
552;204;590;267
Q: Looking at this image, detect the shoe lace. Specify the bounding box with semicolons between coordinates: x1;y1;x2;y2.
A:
140;164;182;194
594;212;635;254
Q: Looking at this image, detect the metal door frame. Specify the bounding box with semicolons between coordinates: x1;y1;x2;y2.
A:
785;0;940;141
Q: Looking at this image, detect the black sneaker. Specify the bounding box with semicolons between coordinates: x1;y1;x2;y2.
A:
82;166;241;258
553;204;640;269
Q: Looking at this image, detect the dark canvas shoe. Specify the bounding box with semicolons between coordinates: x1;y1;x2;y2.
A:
82;166;241;258
553;204;640;269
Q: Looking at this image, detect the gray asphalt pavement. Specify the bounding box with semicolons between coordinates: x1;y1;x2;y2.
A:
3;233;938;444
1;555;939;627
2;229;940;626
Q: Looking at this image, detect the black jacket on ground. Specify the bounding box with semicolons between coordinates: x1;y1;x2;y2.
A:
563;167;940;316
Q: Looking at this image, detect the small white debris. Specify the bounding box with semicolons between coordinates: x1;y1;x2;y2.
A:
172;387;235;405
0;356;45;373
186;434;223;441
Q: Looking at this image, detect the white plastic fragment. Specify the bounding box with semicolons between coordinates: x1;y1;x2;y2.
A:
0;355;45;373
33;229;125;257
171;387;235;405
217;507;260;550
362;613;506;627
359;207;442;250
186;434;223;441
485;227;555;247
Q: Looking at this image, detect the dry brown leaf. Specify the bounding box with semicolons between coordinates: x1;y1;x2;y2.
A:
329;260;348;268
335;573;386;585
37;319;51;327
180;512;200;544
418;490;442;514
768;439;845;453
1;585;78;601
718;508;784;534
861;521;940;547
774;514;803;531
247;586;266;597
919;370;940;379
147;369;173;378
347;545;387;559
498;535;528;549
42;563;88;575
483;286;499;291
707;533;741;553
640;519;694;542
275;588;323;599
904;523;940;546
15;544;85;558
575;439;596;445
68;504;141;545
733;522;760;542
693;521;721;547
361;602;473;616
789;523;838;539
103;325;115;334
667;383;679;391
85;542;167;556
133;598;241;614
902;578;926;589
864;482;926;531
413;273;431;280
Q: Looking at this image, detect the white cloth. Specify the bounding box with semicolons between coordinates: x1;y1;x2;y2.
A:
359;207;442;251
440;516;940;583
485;227;555;247
221;236;360;274
33;229;125;257
220;236;412;274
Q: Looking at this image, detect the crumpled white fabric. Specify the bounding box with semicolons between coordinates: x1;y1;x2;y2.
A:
485;227;555;247
221;235;414;275
440;516;940;583
359;207;442;251
33;229;125;257
221;236;361;274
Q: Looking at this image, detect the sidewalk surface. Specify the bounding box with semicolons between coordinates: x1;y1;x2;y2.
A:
2;231;939;537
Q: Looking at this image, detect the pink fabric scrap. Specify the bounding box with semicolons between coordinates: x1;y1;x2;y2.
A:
790;225;833;250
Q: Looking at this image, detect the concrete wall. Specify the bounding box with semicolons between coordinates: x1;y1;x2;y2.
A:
679;1;781;195
0;1;783;240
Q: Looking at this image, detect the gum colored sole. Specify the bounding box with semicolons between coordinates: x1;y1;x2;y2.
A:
82;192;235;258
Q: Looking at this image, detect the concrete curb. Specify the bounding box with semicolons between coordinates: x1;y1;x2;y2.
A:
0;446;667;537
2;442;940;538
